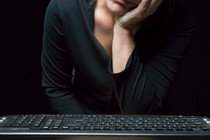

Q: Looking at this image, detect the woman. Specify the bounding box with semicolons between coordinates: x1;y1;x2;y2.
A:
41;0;197;114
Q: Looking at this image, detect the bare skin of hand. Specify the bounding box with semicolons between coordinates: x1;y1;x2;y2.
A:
112;0;163;73
115;0;163;33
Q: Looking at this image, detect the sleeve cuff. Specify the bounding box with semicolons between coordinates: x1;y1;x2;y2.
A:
108;48;136;76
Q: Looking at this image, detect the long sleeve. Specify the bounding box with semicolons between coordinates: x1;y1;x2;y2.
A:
41;0;84;114
110;0;197;114
41;0;197;114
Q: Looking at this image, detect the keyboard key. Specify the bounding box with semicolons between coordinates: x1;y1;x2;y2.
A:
0;114;210;136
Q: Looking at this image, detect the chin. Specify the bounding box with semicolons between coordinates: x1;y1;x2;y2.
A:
110;6;128;16
112;9;127;16
106;1;129;16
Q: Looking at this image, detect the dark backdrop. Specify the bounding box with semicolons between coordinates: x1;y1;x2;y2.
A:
162;0;210;117
0;0;210;116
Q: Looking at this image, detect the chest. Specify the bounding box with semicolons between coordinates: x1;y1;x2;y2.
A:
93;6;115;59
94;26;113;58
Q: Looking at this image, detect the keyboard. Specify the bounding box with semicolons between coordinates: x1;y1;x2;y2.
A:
0;114;210;136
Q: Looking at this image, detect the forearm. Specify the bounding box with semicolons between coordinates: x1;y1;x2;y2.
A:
45;87;85;114
112;24;135;73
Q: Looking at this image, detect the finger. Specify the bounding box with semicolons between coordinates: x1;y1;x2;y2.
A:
125;0;151;21
135;0;152;14
147;0;163;15
141;0;152;8
150;0;163;7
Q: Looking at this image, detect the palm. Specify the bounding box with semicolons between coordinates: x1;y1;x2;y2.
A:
115;0;163;31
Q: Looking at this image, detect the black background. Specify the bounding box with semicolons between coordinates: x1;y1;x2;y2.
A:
0;0;210;116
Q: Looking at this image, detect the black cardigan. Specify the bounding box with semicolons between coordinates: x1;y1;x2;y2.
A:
41;0;197;114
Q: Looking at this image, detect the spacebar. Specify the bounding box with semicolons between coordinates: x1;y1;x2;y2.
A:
0;127;38;131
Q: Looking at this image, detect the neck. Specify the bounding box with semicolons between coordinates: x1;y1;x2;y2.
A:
96;0;115;18
95;0;115;32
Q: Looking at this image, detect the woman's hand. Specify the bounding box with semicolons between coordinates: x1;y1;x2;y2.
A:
112;0;163;73
115;0;163;34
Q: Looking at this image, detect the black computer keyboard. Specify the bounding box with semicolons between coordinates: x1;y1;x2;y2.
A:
0;114;210;136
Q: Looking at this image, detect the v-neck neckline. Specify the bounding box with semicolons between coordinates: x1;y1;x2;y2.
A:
81;0;111;63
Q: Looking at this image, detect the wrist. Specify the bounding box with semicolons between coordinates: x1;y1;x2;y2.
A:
113;23;134;51
112;23;135;73
114;19;144;36
114;23;133;36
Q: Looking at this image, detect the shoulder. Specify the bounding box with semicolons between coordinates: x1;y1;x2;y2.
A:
46;0;89;14
46;0;77;11
45;0;93;20
163;0;197;28
145;0;197;35
150;0;196;25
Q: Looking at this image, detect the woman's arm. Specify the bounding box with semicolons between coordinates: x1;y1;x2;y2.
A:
112;25;135;73
41;0;84;114
112;0;163;73
111;0;197;114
